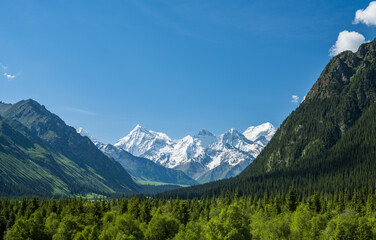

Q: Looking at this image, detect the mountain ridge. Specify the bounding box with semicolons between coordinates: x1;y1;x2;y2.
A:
114;123;276;182
0;99;139;196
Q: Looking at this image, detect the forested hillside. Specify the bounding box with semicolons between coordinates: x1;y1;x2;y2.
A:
0;100;139;197
157;39;376;199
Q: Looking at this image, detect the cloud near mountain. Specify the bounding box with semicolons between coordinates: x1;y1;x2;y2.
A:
329;31;366;57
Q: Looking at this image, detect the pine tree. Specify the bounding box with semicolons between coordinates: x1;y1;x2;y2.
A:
140;201;152;224
312;192;321;214
173;201;189;226
49;197;57;214
119;198;128;214
287;188;298;212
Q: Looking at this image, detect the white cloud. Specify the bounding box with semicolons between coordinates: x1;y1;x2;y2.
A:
329;31;366;56
354;1;376;26
291;95;299;103
302;95;306;102
3;73;15;80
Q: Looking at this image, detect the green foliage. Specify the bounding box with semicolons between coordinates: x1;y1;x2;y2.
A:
144;215;178;240
1;192;376;239
173;201;189;225
206;203;251;240
174;221;205;240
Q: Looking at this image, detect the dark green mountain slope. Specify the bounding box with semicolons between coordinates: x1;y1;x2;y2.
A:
0;100;138;196
157;39;376;199
0;116;120;196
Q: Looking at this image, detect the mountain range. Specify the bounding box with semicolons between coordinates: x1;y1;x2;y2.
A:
114;123;275;183
77;128;197;186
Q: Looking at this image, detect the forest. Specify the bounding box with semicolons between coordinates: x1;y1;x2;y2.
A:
1;189;376;240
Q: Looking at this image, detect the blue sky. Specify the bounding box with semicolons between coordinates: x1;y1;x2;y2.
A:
0;0;375;143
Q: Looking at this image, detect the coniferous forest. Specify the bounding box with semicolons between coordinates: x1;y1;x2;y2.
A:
2;189;376;240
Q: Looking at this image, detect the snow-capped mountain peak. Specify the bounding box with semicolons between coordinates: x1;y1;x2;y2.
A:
193;130;217;148
223;128;242;137
126;124;171;142
113;122;276;182
218;128;260;154
114;125;172;157
220;128;250;144
131;124;143;133
243;122;276;142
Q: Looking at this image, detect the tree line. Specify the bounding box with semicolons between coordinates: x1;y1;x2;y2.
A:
1;188;376;239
